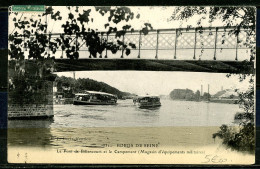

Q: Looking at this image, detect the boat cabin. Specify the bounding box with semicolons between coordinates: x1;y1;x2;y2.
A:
74;91;117;105
133;95;161;108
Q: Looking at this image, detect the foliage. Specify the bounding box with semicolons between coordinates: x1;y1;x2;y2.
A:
171;7;255;153
8;61;56;105
194;90;201;101
170;89;194;100
55;76;132;99
169;88;210;101
9;6;152;61
8;6;152;103
212;123;255;153
171;7;256;62
213;74;254;152
202;92;211;100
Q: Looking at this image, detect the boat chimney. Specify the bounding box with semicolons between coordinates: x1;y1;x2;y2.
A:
208;84;210;101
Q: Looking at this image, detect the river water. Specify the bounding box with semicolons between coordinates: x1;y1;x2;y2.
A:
52;99;239;127
8;99;255;164
8;99;241;148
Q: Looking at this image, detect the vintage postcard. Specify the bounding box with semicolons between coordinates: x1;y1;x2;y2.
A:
7;6;256;164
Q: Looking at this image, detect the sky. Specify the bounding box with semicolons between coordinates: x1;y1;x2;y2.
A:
9;6;233;34
8;6;249;60
45;6;197;33
54;71;251;96
45;6;229;32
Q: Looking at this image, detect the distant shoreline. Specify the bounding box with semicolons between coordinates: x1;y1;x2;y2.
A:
169;98;238;104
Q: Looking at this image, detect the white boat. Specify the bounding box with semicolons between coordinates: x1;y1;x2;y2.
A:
133;95;161;108
73;91;117;105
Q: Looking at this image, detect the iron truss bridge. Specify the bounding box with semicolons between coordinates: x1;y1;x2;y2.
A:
19;26;254;73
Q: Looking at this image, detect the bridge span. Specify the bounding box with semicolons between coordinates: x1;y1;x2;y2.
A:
19;26;254;73
53;58;254;73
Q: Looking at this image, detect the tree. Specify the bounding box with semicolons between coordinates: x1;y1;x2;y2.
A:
170;7;255;62
171;7;255;152
194;90;201;101
8;7;152;104
169;89;194;100
202;92;211;100
55;75;131;99
9;6;153;61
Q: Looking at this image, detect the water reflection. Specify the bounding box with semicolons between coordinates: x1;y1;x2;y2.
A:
47;126;222;149
8;119;53;147
8;119;54;128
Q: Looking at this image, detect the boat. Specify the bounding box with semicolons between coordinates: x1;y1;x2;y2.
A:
73;91;117;105
133;95;161;108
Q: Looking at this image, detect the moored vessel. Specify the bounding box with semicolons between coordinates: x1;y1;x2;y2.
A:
133;95;161;108
73;91;117;105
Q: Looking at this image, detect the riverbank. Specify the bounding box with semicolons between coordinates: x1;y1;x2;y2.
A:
210;99;238;104
169;99;238;104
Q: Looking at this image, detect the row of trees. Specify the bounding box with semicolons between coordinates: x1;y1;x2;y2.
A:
55;76;131;99
169;89;210;101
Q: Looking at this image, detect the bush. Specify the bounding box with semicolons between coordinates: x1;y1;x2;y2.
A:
213;81;255;153
213;123;255;153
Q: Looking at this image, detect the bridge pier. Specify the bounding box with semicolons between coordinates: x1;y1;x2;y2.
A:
8;60;55;120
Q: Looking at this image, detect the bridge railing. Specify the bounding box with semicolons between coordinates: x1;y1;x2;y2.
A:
18;27;252;61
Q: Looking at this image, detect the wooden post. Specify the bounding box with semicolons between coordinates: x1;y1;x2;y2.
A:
155;30;159;59
100;33;103;58
213;27;218;60
235;32;239;61
121;35;125;58
193;28;197;60
138;31;141;58
174;29;178;59
75;34;78;52
105;33;108;58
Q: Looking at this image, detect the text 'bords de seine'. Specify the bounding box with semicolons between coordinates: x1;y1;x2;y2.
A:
117;143;159;148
